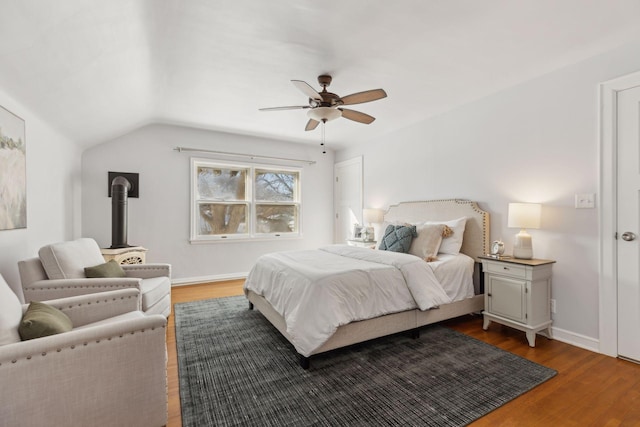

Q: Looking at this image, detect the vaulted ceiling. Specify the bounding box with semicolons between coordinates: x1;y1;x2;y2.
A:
1;0;639;150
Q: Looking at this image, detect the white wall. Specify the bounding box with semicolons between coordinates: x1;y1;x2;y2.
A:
337;40;640;348
82;124;334;283
0;89;82;301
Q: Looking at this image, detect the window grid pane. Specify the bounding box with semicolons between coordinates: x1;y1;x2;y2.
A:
197;166;247;201
256;204;299;233
254;170;298;202
198;203;248;235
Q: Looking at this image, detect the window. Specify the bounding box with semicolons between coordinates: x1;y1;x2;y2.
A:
191;159;301;241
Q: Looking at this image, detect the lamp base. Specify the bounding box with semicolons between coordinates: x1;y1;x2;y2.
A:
513;229;533;259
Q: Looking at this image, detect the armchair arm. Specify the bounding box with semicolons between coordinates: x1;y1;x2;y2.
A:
122;263;171;279
35;288;142;327
0;314;166;363
0;315;167;426
22;277;142;302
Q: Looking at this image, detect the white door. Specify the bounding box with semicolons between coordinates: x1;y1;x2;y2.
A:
334;157;362;243
617;84;640;362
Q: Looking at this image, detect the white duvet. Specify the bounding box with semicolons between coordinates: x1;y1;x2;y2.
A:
244;245;456;356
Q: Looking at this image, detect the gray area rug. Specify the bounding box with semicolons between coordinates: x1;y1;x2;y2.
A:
175;296;556;426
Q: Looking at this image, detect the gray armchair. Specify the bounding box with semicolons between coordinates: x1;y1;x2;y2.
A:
0;274;168;426
18;238;171;317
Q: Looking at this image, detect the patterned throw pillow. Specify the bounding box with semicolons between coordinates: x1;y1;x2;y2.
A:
408;223;446;262
378;224;418;253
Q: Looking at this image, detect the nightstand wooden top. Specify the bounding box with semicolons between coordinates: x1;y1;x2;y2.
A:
479;255;556;266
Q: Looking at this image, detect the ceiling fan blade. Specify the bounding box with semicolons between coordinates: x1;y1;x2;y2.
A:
292;80;324;102
339;108;375;124
259;105;309;111
340;89;387;106
305;119;320;131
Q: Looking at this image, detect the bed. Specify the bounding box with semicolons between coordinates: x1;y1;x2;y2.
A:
244;199;490;368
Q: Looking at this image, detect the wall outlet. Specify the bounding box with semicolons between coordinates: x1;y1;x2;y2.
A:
550;299;557;314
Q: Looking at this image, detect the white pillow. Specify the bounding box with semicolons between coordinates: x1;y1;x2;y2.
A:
39;238;106;279
408;223;446;261
425;217;467;255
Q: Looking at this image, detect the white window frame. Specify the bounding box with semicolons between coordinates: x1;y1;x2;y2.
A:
190;157;302;243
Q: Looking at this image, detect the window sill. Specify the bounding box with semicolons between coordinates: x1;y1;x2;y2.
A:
189;234;303;244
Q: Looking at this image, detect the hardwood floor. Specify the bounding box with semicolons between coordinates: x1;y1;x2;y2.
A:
167;281;640;426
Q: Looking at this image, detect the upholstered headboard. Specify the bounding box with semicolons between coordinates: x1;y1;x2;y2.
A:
383;199;490;262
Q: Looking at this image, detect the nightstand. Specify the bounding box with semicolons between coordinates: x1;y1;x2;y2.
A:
346;239;377;249
480;256;555;347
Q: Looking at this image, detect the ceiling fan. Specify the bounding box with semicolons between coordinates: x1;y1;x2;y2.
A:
259;75;387;131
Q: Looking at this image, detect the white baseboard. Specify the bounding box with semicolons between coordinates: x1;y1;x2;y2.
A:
171;272;248;287
549;326;600;354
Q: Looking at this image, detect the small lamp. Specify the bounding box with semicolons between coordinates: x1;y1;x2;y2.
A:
362;208;384;241
507;202;541;259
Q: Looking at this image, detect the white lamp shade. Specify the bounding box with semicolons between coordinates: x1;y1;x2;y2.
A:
307;107;342;122
507;203;541;229
363;208;384;224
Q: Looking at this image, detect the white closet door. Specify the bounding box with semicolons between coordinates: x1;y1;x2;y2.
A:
333;157;362;244
617;85;640;362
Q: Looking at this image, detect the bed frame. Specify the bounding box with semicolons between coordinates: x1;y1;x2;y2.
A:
247;199;490;369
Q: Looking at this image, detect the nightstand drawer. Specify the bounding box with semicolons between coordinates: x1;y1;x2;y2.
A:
485;262;527;279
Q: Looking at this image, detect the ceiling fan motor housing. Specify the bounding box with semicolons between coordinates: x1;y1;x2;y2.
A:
317;74;332;87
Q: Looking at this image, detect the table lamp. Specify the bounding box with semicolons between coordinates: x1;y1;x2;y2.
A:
507;202;541;259
362;208;384;241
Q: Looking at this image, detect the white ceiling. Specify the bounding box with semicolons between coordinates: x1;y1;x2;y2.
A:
1;0;639;150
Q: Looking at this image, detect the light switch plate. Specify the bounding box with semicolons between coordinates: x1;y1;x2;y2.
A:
575;193;595;209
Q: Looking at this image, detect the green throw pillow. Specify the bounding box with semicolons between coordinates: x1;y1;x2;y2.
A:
19;301;73;341
84;259;126;278
379;224;418;253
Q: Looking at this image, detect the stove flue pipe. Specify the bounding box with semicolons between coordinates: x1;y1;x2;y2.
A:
110;176;132;249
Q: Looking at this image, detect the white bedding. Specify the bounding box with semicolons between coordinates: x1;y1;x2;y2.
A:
244;245;473;356
428;253;475;301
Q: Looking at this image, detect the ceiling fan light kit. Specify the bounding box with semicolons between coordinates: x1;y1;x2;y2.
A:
307;106;342;122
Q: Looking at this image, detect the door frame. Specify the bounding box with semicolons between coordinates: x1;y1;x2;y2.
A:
599;70;640;357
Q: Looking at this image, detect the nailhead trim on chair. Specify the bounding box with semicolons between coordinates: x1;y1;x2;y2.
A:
59;294;138;310
26;284;141;291
0;325;166;366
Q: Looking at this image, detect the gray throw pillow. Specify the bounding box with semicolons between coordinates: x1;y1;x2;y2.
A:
84;259;126;278
379;224;417;253
19;301;73;341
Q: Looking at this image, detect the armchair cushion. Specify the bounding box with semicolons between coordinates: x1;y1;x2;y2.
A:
19;301;73;341
84;259;126;278
38;238;105;279
0;276;22;345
